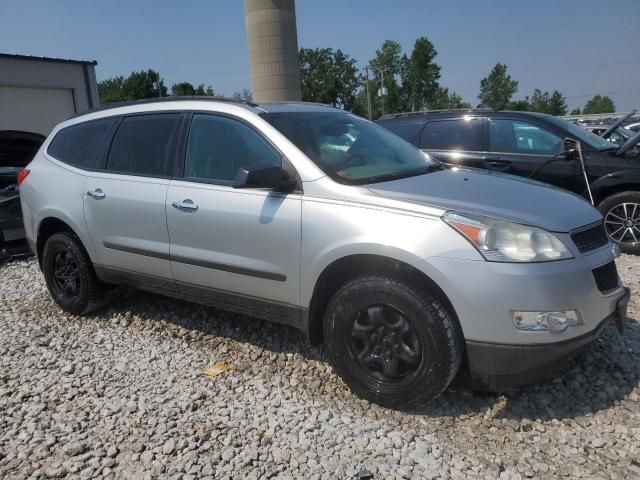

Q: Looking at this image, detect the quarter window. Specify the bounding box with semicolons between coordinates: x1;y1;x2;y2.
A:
106;114;182;177
47;118;116;169
489;119;563;155
184;114;281;184
419;118;483;151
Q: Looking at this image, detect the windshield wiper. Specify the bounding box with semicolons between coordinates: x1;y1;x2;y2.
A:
363;164;442;184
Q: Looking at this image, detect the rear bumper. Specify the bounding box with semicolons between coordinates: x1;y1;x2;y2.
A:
467;287;630;391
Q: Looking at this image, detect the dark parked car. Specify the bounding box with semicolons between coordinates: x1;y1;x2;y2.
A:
377;109;640;254
0;130;45;262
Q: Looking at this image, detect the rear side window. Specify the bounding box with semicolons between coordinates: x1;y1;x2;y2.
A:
47;118;115;169
378;120;422;143
419;118;483;151
107;114;182;177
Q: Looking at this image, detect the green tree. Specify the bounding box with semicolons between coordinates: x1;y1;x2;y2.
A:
171;82;196;96
547;90;568;116
569;107;581;115
478;63;518;110
299;47;360;110
121;69;167;100
232;88;253;102
406;36;441;110
509;99;531;111
527;89;567;115
98;76;125;104
368;40;408;115
194;84;214;96
583;95;615;114
430;86;471;109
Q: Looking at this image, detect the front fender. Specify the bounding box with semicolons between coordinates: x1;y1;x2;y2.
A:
590;170;640;202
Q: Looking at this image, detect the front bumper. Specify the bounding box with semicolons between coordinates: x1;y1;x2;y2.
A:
466;287;630;391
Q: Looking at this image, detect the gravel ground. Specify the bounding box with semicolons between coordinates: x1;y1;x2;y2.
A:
0;256;639;480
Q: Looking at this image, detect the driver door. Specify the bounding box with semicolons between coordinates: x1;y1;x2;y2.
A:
484;117;582;192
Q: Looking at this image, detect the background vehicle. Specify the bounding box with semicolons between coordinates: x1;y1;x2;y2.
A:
0;130;44;262
626;122;640;133
585;125;636;146
20;98;628;408
377;109;640;254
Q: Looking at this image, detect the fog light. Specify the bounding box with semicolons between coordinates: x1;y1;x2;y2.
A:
512;310;582;334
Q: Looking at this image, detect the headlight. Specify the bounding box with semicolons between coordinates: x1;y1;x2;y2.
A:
443;212;573;262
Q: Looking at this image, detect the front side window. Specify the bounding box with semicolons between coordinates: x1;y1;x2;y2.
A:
489;119;563;155
419;118;483;151
106;114;182;177
184;114;281;184
263;111;437;185
47;118;115;169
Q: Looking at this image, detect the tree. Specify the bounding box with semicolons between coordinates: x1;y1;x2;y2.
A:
368;40;408;115
430;86;471;109
121;70;167;100
299;47;360;110
478;63;518;110
406;36;441;110
570;108;581;115
171;82;196;96
547;90;568;116
509;99;531;111
194;84;214;96
98;76;125;104
232;88;253;102
583;95;615;114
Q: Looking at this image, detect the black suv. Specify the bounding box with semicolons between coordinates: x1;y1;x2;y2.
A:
377;109;640;254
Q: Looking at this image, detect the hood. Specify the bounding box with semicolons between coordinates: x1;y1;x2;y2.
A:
368;167;601;232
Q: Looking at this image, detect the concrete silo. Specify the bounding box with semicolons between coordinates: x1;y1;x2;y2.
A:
243;0;302;102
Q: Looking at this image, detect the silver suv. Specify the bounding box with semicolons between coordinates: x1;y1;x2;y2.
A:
19;98;630;408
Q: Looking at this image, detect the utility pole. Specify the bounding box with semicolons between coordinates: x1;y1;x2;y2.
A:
364;66;372;120
379;70;385;117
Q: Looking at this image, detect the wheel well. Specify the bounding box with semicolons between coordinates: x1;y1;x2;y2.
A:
594;184;639;205
36;217;75;269
307;254;458;345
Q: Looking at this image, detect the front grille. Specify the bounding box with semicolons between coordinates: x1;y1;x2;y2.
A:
571;223;609;254
592;261;619;293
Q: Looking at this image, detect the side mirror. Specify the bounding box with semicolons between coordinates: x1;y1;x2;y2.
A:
562;138;579;159
232;165;297;192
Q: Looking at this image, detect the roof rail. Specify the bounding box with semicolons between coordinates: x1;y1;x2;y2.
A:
72;96;259;118
378;107;494;120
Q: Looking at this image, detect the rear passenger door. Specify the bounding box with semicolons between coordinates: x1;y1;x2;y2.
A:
418;117;485;168
166;113;302;314
83;113;185;288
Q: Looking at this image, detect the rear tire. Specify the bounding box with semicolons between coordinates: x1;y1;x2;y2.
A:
598;191;640;255
323;275;463;409
42;231;107;315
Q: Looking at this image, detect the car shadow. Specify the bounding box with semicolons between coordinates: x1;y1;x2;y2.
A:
105;287;639;422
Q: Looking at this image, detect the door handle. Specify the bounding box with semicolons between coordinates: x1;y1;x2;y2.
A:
172;199;199;212
484;159;511;170
87;188;106;200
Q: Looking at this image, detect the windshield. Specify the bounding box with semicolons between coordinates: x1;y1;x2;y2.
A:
545;117;615;151
262;111;438;184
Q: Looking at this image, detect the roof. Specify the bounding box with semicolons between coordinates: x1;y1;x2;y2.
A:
377;109;557;122
71;97;338;119
0;53;97;66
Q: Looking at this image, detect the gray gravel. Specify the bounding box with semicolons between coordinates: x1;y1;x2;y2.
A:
0;256;639;480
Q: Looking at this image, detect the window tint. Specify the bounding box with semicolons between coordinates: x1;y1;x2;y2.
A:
107;114;181;176
47;118;115;169
490;119;563;155
378;120;422;143
184;114;281;184
419;118;483;151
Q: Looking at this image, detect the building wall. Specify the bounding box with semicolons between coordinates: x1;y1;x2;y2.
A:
244;0;302;102
0;56;98;135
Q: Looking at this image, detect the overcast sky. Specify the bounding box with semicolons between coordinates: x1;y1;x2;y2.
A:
1;0;638;112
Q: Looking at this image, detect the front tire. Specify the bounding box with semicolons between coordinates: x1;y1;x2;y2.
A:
42;231;107;315
599;191;640;255
323;275;463;409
